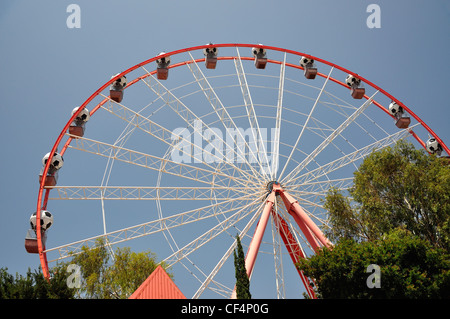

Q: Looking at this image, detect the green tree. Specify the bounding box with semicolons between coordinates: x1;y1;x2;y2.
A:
0;267;32;299
35;264;78;298
297;229;450;298
233;235;251;299
0;266;76;299
323;141;450;250
297;141;450;298
104;247;167;298
68;239;109;298
67;238;170;299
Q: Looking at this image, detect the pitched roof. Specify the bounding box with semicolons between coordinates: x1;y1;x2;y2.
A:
129;265;186;299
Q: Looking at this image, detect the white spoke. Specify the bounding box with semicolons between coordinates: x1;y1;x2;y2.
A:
296;177;354;192
285;178;354;205
47;185;257;201
271;53;286;180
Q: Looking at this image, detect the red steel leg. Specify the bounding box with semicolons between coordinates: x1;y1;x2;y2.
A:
244;191;276;278
231;190;276;299
278;189;331;250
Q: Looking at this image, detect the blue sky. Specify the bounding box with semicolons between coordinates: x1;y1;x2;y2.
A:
0;0;449;299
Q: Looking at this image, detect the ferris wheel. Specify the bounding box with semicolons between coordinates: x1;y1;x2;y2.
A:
27;43;448;299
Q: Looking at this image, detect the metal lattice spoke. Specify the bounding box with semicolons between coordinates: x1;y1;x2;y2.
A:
47;185;256;201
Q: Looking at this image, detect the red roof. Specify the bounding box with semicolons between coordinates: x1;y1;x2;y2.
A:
129;265;186;299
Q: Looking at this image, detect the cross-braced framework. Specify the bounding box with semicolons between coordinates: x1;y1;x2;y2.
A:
33;44;448;299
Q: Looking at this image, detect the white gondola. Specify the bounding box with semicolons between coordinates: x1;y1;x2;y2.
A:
69;106;90;137
39;152;63;187
109;74;127;103
300;56;317;79
426;138;443;156
252;46;267;69
203;44;218;69
345;74;365;99
156;52;171;80
388;101;410;129
25;210;52;254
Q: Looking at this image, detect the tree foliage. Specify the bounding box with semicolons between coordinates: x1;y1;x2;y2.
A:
0;266;76;299
66;238;171;299
323;140;450;250
1;240;168;299
298;228;450;298
233;235;251;299
298;141;450;298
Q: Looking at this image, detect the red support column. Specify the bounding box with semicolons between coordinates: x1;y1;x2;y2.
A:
244;191;276;278
275;184;332;250
283;205;322;252
231;190;276;299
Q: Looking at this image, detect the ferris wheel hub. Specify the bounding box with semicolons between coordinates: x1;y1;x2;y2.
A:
266;181;282;194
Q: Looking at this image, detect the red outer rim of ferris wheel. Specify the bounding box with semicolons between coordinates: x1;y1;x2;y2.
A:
35;43;449;279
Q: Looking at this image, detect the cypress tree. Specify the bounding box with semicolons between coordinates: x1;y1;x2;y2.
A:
233;235;251;299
